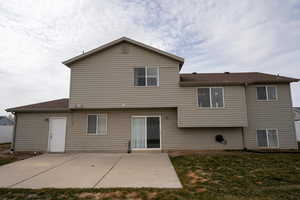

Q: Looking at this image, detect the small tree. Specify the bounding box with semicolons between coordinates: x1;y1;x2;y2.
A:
7;113;14;122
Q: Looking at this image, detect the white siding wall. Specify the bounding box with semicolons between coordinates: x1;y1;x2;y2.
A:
295;121;300;141
0;126;13;144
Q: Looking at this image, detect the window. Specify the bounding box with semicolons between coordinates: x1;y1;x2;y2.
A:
256;129;279;148
197;87;224;108
134;68;145;86
134;66;159;86
256;86;277;100
87;114;107;135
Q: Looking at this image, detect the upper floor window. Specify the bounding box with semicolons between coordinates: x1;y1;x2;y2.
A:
197;87;224;108
256;86;277;101
256;129;279;148
134;66;159;86
87;114;108;135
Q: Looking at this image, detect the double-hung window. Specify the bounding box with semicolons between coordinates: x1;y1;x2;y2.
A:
256;129;279;148
197;87;224;108
134;66;159;86
87;114;107;135
256;86;277;100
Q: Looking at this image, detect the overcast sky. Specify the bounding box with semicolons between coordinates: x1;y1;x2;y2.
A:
1;0;300;115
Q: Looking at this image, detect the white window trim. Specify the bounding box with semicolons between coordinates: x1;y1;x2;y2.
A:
196;87;225;109
134;66;159;87
256;85;278;101
131;115;161;150
87;114;108;136
256;128;279;148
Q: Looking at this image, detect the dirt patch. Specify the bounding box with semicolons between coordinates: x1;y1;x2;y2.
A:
196;188;207;193
0;143;11;151
0;143;39;165
0;152;37;160
77;191;123;199
126;192;142;200
187;170;209;184
147;192;158;199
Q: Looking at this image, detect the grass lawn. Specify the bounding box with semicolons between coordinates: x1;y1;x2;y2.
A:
0;152;300;199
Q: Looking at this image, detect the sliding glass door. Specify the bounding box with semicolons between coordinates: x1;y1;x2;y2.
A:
131;116;160;149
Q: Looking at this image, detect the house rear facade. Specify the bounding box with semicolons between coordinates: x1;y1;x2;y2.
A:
7;37;299;152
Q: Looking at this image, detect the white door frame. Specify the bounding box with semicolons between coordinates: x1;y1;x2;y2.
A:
48;117;67;152
131;115;161;150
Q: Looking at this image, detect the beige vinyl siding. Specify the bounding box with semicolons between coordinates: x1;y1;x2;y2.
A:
14;112;70;152
177;86;248;127
162;109;244;150
70;42;181;109
66;108;243;152
244;84;297;149
69;42;247;127
66;110;130;152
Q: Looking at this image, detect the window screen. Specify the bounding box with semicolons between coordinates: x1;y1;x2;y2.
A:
267;129;278;147
147;117;160;148
147;67;158;86
134;68;146;86
256;87;267;100
198;88;210;107
87;115;97;134
267;87;277;100
257;130;268;147
211;88;224;108
98;114;107;135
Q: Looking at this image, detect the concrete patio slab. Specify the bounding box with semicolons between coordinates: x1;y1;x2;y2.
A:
0;153;78;187
13;153;122;188
0;153;182;188
96;153;182;188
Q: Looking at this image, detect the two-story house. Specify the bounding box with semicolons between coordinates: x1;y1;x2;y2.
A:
7;37;299;152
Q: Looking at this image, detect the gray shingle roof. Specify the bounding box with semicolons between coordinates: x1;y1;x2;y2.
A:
180;72;299;86
6;98;69;112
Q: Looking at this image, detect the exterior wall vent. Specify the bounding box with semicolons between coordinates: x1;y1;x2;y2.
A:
121;43;129;54
74;104;83;108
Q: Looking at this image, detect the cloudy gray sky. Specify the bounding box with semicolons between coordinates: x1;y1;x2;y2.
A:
1;0;300;115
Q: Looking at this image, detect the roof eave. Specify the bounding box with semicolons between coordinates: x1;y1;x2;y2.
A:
179;82;244;87
249;80;299;84
179;79;299;87
6;108;70;113
62;37;184;68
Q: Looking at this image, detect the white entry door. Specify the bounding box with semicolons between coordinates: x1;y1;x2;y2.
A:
48;117;67;152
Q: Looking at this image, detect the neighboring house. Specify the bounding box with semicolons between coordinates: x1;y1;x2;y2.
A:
294;107;300;141
6;37;299;152
0;116;14;144
0;116;14;126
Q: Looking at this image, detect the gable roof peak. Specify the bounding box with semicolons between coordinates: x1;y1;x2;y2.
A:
62;37;184;69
